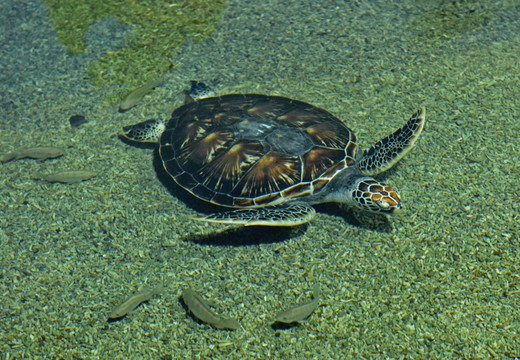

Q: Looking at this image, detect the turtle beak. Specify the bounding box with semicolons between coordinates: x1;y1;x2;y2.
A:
388;201;403;215
373;184;402;214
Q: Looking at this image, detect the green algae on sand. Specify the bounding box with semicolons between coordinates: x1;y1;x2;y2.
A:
43;0;228;88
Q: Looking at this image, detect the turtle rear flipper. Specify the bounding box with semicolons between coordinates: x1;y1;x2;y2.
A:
121;118;165;143
358;107;425;176
195;202;316;226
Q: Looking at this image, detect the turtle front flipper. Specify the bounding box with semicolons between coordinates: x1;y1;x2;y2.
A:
121;118;165;143
195;202;316;226
358;107;425;176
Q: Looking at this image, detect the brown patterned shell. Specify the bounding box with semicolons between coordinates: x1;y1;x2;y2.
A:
159;94;357;208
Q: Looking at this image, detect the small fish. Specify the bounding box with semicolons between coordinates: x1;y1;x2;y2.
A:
37;170;97;184
182;288;239;330
1;147;64;163
119;77;164;112
109;287;162;320
273;285;321;324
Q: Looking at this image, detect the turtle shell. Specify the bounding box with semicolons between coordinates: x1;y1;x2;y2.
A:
159;94;357;208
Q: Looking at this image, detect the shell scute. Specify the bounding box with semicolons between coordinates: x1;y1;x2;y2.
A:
176;129;234;171
233;197;255;207
247;100;292;118
276;107;327;127
196;140;264;193
302;147;346;182
173;171;199;192
170;118;212;151
210;192;235;207
320;160;348;180
304;121;353;149
232;152;301;198
281;182;312;200
311;178;329;193
252;192;283;206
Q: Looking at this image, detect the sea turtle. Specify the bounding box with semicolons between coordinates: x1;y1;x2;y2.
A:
121;81;425;226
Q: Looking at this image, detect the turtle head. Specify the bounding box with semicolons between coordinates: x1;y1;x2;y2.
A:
321;174;402;214
348;177;402;214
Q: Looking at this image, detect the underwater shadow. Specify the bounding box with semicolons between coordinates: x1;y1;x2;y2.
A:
182;224;308;247
118;134;157;149
314;203;394;233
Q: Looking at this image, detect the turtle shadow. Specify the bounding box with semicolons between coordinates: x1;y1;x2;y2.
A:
184;225;308;246
118;134;157;149
316;203;394;233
